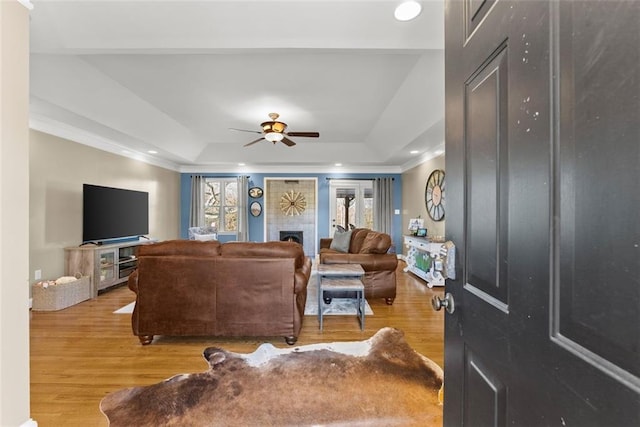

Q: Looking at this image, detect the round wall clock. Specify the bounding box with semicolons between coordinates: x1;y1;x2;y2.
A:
426;169;445;221
280;190;306;216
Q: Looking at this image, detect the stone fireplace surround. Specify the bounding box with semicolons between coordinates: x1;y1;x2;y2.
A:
265;178;316;256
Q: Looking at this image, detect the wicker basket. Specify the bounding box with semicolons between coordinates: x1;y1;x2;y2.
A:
32;276;91;311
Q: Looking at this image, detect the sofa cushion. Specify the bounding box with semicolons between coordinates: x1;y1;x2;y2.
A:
138;240;222;257
349;228;371;253
320;252;398;272
220;241;306;269
330;229;352;253
359;232;392;254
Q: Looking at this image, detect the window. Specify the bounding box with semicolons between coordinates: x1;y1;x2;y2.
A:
204;178;238;232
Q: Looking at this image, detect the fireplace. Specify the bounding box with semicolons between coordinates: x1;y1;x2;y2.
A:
280;231;303;246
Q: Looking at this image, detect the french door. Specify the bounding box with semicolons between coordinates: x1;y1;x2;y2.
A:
328;180;373;232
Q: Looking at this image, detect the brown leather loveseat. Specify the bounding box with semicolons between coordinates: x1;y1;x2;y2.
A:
128;239;312;345
319;228;398;304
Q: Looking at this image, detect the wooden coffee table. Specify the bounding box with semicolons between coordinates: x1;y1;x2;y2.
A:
317;264;365;331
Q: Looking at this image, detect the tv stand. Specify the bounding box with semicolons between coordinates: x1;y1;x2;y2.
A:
64;239;156;297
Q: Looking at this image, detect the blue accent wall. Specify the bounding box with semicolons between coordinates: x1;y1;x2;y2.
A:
181;173;402;253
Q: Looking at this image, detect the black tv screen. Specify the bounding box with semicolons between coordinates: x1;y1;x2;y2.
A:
83;184;149;243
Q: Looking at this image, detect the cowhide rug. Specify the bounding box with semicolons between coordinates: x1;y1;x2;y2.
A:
100;327;443;426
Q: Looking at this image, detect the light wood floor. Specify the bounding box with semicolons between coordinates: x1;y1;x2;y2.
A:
30;261;444;426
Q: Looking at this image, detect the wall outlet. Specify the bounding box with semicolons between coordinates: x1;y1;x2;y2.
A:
394;209;400;215
34;269;42;280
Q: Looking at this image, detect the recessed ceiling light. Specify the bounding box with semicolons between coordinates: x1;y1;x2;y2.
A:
147;150;158;154
238;163;246;166
335;163;343;167
395;1;422;21
410;150;420;154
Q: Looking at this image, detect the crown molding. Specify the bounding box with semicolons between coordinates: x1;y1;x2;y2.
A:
178;164;403;175
400;143;445;172
29;115;410;175
29;116;181;172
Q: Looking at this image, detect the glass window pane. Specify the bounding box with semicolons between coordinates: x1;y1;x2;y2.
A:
224;181;237;207
204;207;219;229
224;206;237;231
348;200;356;228
205;181;220;207
363;195;373;230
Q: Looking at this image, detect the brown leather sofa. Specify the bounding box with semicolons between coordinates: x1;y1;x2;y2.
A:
128;239;312;345
319;228;398;304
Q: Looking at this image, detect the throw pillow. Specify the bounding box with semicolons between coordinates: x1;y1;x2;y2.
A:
194;233;217;241
330;229;352;253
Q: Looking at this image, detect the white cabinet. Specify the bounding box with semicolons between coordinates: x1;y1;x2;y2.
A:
64;240;155;297
403;235;456;288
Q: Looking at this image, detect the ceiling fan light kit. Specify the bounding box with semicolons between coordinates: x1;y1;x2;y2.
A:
261;117;287;134
232;112;320;148
265;132;284;143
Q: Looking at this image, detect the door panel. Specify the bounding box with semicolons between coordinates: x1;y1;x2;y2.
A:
444;0;640;425
466;44;509;304
464;348;506;427
465;0;496;40
555;0;639;381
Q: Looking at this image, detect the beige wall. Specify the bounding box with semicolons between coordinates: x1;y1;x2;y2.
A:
29;130;181;282
401;154;445;254
0;1;31;425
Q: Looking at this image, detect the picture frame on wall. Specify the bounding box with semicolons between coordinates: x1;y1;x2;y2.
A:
250;201;262;217
248;187;263;198
408;218;424;234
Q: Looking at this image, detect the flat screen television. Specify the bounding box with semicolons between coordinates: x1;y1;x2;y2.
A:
83;184;149;243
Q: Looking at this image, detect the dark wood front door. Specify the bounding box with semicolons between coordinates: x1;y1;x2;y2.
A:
443;1;639;425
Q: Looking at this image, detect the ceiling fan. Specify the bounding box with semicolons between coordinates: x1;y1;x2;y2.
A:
230;113;320;147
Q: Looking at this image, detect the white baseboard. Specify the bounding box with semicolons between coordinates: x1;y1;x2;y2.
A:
21;418;38;427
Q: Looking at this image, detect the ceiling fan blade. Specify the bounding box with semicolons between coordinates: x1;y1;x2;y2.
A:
286;132;319;138
229;127;262;134
281;136;297;147
244;137;265;147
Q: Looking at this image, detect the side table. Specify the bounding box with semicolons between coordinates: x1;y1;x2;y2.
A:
317;264;365;331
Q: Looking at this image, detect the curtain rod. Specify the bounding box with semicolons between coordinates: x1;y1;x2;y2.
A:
325;177;394;181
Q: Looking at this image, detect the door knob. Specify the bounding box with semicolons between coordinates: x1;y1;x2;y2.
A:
431;293;455;314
